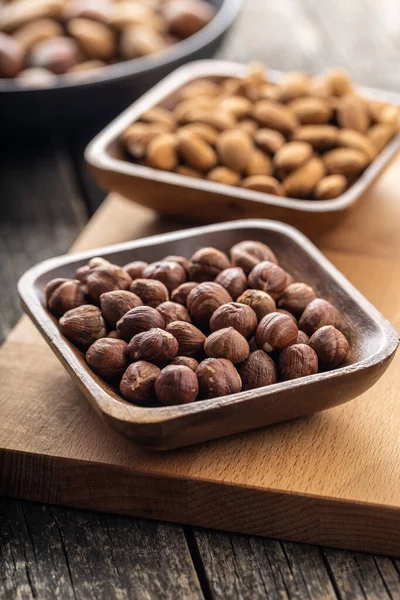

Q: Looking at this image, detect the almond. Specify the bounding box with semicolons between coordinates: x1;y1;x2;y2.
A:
273;141;313;173
176;165;202;178
120;24;166;59
337;129;376;160
245;148;272;176
185;109;236;131
323;148;369;176
314;175;347;200
174;97;216;123
207;167;241;186
216;129;252;173
219;96;252;118
325;68;353;97
241;175;284;196
179;123;218;145
141;107;176;130
283;157;325;198
337;94;369;133
13;18;62;53
123;122;169;158
67;18;116;60
289;97;332;125
252;99;298;134
293;125;339;151
177;129;217;171
237;119;259;136
368;123;396;153
379;104;400;127
179;79;221;99
274;71;310;103
254;128;285;154
146;133;178;171
110;2;165;31
0;0;64;32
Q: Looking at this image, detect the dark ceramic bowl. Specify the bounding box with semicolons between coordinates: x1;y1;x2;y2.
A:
0;0;242;129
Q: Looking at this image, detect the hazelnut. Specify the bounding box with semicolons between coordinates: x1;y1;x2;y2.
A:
100;290;142;327
123;260;149;279
86;264;132;303
189;247;231;282
117;306;165;341
248;261;288;299
210;302;257;339
46;278;87;316
230;240;278;274
156;301;191;325
297;330;310;345
278;283;317;316
238;350;277;391
120;361;161;405
130;278;169;307
204;327;250;363
143;261;187;292
196;358;242;399
298;298;339;335
88;257;110;269
186;282;232;327
171;281;198;305
163;0;216;39
215;267;247;300
170;356;199;371
237;289;276;322
163;255;191;273
86;338;129;378
276;309;298;324
128;328;178;365
165;321;206;356
155;365;199;405
108;330;121;339
309;325;350;368
278;343;319;380
59;305;106;348
255;312;298;353
75;264;91;283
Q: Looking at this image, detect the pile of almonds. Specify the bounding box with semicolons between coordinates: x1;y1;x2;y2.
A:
45;240;350;406
121;63;399;200
0;0;215;85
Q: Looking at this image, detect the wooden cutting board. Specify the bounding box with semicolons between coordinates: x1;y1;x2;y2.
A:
1;158;400;557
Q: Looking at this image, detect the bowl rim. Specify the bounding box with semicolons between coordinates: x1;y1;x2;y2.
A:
0;0;242;94
18;218;399;427
85;58;400;213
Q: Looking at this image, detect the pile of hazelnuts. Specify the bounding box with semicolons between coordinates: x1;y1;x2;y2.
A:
45;240;350;406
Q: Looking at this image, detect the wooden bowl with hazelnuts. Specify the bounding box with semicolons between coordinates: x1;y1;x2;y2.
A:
18;220;398;450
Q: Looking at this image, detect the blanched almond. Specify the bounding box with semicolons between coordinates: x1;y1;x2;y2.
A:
67;18;116;60
147;134;178;171
254;128;285;154
283;157;325;198
242;175;284;196
216;129;252;173
368;123;396;153
337;129;376;160
289;97;332;125
273;141;313;172
323;148;369;176
314;175;347;200
245;148;272;176
207;167;241;186
293;125;339;151
177;129;217;171
252;99;298;134
337;94;369;133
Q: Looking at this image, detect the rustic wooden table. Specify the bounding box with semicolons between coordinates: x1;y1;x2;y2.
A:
1;1;400;598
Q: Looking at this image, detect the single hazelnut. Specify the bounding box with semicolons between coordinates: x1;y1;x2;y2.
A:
278;343;319;381
309;325;350;368
248;261;288;299
276;309;298;324
59;305;106;348
86;338;129;378
171;281;198;305
86;264;132;303
297;330;310;345
143;261;187;292
165;321;206;356
210;302;257;339
255;312;298;353
188;247;231;282
196;358;242;399
156;301;191;325
237;289;276;322
298;298;339;335
88;257;110;269
163;0;216;39
108;330;121;339
46;278;87;316
130;278;169;307
186;282;232;327
163;255;191;273
75;265;91;283
123;260;149;279
120;361;161;405
155;365;199;405
100;290;143;327
128;328;178;365
215;267;247;300
278;282;317;316
170;356;199;371
238;350;277;391
204;327;249;363
117;306;165;341
230;240;278;274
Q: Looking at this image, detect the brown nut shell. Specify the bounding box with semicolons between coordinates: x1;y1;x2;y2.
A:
254;128;286;154
248;261;288;299
86;338;128;378
170;356;199;371
252;99;298;134
215;267;247;300
283;157;326;199
186;282;232;327
155;365;199;406
278;343;318;381
210;302;257;339
196;358;242;399
163;255;191;274
156;301;191;325
143;261;187;292
273;141;313;173
117;305;165;341
238;350;277;391
255;312;298;353
204;327;250;363
277;283;317;316
297;330;310;345
130;278;169;307
128;327;178;365
237;289;276;322
230;240;278;273
309;325;350;368
86;264;132;303
100;290;143;327
59;305;106;348
165;321;206;356
171;281;199;305
298;298;339;336
189;247;231;282
123;260;149;279
46;278;87;316
120;361;161;405
216;129;253;173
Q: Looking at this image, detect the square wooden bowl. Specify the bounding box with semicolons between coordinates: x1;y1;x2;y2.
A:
19;220;398;450
85;60;400;236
